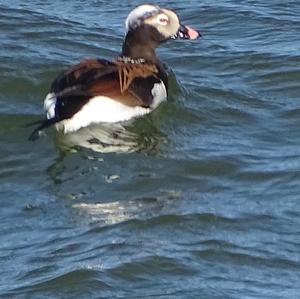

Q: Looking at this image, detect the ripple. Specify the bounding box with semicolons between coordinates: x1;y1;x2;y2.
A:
109;255;196;279
192;249;300;271
8;269;111;297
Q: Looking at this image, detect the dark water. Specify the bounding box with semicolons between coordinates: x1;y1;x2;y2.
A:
1;0;300;298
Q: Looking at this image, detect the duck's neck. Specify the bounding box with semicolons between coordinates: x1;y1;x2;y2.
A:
120;25;161;64
119;25;168;89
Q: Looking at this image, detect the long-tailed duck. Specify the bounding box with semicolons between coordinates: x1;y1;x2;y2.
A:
29;4;200;140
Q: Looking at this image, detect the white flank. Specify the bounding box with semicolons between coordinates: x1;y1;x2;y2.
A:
43;92;56;119
151;82;167;109
59;96;151;133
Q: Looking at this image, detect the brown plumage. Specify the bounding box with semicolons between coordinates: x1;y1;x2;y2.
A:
116;60;158;94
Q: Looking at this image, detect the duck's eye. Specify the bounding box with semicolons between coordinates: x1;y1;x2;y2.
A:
157;16;168;25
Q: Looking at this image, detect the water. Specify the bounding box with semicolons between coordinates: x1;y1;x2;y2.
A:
1;0;300;298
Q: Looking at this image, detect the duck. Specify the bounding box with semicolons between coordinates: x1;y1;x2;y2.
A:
29;4;200;140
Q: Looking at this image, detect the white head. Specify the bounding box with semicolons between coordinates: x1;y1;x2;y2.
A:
125;5;160;31
125;4;200;40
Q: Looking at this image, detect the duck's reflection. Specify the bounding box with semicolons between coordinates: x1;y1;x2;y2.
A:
72;194;180;225
54;120;166;154
55;123;141;153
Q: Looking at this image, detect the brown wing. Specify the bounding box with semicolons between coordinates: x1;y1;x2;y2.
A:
88;61;160;107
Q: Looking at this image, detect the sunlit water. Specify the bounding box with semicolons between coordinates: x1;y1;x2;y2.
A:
1;0;300;298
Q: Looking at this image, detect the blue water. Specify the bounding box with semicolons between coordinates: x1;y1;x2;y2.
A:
1;0;300;298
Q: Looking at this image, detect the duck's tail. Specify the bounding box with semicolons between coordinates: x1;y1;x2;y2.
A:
26;118;58;141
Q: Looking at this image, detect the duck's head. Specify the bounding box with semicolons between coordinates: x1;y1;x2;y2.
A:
125;4;200;42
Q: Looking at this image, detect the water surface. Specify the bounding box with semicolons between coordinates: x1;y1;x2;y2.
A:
1;0;300;298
